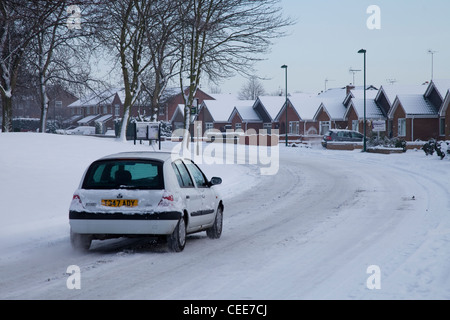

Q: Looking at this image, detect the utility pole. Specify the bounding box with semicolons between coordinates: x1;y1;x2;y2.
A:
428;50;437;80
349;68;361;86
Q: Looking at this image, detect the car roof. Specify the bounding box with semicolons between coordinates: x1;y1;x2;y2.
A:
97;151;176;162
329;129;359;133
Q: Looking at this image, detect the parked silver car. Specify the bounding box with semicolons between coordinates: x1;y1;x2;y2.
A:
322;129;365;148
69;151;223;252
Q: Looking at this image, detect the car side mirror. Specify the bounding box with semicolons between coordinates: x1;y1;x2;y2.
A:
209;177;222;186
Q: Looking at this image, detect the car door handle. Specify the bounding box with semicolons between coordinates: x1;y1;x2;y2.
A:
202;194;206;198
186;195;190;199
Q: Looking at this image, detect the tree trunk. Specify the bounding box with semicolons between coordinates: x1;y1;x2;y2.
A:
1;95;13;132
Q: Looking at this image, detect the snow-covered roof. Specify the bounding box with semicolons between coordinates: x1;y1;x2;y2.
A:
347;88;379;101
428;79;450;101
285;94;321;120
170;104;185;123
317;87;348;100
77;114;101;124
390;94;438;117
202;97;255;122
348;98;385;119
319;98;347;120
377;84;427;106
229;104;262;122
68;88;124;108
95;114;113;123
256;96;286;120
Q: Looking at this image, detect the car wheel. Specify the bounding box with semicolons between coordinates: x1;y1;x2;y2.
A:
167;217;186;252
206;206;223;239
70;228;92;251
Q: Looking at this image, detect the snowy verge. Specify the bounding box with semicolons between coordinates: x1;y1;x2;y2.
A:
0;133;260;259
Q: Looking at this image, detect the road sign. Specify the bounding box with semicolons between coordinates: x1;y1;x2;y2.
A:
372;120;386;132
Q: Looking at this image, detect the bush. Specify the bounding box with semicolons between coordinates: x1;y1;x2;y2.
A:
368;136;407;152
422;139;449;160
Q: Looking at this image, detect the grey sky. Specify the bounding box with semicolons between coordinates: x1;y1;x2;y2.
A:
218;0;450;95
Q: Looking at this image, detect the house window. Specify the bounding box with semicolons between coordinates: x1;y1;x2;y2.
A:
320;121;330;135
263;123;272;134
103;106;108;114
115;104;120;117
289;121;299;135
55;101;62;108
205;122;213;130
235;123;242;130
440;118;445;136
398;118;406;137
352;120;359;132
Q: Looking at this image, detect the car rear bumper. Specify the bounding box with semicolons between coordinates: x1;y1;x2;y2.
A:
69;210;181;235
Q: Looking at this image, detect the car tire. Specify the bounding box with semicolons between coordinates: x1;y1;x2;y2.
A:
167;217;186;252
70;229;92;251
206;206;223;239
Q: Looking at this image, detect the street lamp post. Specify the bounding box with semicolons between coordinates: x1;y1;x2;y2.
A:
358;49;367;152
281;65;288;146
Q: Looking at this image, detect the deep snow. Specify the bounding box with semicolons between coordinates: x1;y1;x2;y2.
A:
1;132;450;300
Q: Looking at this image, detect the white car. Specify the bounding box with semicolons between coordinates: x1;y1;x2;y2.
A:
69;151;223;252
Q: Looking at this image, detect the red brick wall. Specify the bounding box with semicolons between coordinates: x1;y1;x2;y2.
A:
162;89;215;122
278;104;301;134
391;104;406;138
411;118;439;141
316;108;330;122
446;110;450;140
230;112;242;130
392;103;439;141
347;106;358;130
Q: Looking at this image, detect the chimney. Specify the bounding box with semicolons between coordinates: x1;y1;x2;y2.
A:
346;85;355;95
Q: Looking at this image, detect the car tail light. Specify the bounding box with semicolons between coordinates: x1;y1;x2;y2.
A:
325;136;332;141
158;191;174;207
72;194;82;204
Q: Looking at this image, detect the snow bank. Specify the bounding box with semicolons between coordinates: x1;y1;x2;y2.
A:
0;133;259;259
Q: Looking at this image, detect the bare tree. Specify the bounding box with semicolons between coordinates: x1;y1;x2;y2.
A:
96;0;161;140
176;0;294;148
140;0;181;122
27;1;101;133
238;76;265;100
0;0;63;132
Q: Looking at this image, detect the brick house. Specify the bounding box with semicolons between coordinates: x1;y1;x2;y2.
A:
195;96;255;134
313;99;347;135
439;90;450;140
67;88;125;133
344;98;386;136
158;88;215;123
276;94;321;138
424;80;450;139
375;84;427;136
228;104;262;132
388;94;439;141
252;96;286;134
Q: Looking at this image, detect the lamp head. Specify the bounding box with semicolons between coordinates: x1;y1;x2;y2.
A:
358;49;366;54
281;65;288;69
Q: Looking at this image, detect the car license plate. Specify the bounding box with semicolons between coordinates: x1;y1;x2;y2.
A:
101;199;138;207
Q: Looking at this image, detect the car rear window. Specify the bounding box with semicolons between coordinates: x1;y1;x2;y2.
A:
82;159;164;190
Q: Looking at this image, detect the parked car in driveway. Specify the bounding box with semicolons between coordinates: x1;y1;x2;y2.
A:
69;151;224;252
322;129;365;148
57;126;95;135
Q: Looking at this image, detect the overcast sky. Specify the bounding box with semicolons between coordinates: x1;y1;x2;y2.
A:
217;0;450;96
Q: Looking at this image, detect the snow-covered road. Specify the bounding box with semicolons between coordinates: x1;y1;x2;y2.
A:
1;133;449;300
